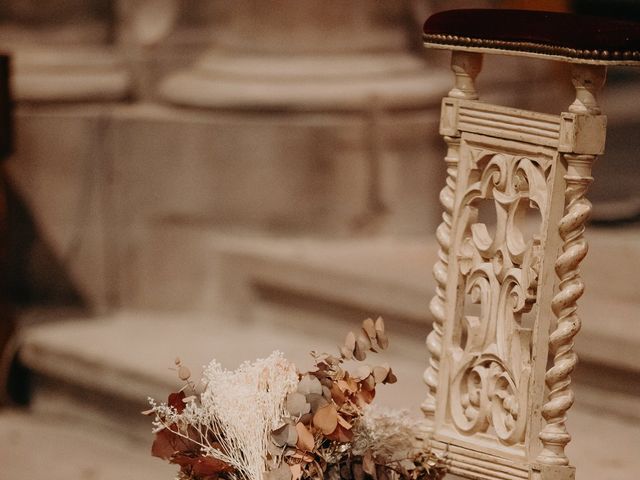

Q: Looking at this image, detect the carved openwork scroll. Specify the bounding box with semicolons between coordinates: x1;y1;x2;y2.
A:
424;52;606;480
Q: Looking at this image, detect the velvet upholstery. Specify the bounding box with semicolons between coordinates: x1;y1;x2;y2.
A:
423;9;640;64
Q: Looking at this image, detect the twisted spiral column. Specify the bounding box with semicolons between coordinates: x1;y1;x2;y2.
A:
537;154;595;466
422;51;482;428
422;135;459;422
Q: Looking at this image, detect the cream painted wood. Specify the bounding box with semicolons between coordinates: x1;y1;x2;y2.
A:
423;51;606;480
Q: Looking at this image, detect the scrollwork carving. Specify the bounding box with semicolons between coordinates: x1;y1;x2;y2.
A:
448;152;550;446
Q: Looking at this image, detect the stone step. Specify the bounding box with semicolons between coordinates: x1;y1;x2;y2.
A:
196;226;640;373
0;409;173;480
129;220;640;372
18;310;430;442
15;309;640;480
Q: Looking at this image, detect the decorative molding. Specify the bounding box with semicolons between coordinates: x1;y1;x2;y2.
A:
458;101;561;148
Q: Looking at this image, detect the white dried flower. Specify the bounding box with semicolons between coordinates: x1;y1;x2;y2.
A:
352;406;426;462
200;351;298;480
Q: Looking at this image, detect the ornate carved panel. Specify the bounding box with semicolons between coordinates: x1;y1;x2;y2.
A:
424;48;606;480
449;146;550;447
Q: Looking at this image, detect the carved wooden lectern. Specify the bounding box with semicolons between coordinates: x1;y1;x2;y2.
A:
420;10;640;480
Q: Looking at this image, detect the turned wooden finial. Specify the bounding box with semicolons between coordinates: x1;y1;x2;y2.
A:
449;51;483;100
569;64;607;114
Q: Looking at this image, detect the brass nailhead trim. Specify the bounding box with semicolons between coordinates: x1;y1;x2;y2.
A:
423;33;640;61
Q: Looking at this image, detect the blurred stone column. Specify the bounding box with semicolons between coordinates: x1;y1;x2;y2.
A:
156;0;451;235
0;0;129;102
0;1;130;311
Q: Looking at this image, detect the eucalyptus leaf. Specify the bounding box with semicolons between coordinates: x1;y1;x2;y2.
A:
286;392;311;417
298;374;323;396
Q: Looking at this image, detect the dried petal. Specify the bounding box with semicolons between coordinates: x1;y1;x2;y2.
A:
374;316;385;334
295;422;315;451
313;403;338;435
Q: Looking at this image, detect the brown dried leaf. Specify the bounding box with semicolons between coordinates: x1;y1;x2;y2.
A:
299;412;313;425
340;345;354;360
363;450;376;477
362;318;376;339
151;427;194;460
295;422;315;451
372;365;390;384
167;391;186;413
322;385;332;401
191;456;234;476
352;460;365;480
319;376;334;389
384;369;397;384
344;331;356;351
376;331;389;350
330;383;346;406
353;341;366;361
325;423;353;443
361;375;375;392
313;403;338;435
337;414;352;430
346;375;359;392
356;333;371;352
356;388;376;407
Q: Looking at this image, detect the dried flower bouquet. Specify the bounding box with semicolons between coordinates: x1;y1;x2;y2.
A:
145;318;444;480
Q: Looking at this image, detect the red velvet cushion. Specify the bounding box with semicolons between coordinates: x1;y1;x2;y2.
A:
423;9;640;63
